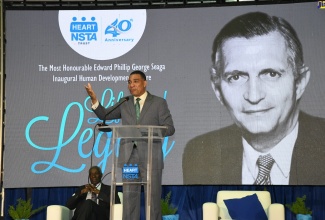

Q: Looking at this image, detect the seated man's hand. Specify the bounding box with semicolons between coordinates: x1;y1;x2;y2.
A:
88;184;100;195
81;184;92;194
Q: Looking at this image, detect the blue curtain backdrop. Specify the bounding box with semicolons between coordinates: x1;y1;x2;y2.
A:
4;185;325;220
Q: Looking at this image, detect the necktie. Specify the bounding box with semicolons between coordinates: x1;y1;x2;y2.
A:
91;192;97;203
254;154;275;185
135;98;141;122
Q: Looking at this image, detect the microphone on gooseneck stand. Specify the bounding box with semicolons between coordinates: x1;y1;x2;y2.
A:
101;171;112;182
97;97;129;132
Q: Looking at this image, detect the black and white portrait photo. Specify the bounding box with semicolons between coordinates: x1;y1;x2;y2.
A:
183;11;325;185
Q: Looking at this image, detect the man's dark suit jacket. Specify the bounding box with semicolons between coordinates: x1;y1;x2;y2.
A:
183;112;325;185
66;183;120;219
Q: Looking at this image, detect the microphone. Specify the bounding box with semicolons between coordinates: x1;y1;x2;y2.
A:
97;97;129;132
101;171;112;181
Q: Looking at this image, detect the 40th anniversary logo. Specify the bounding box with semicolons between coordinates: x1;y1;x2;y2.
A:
58;10;147;60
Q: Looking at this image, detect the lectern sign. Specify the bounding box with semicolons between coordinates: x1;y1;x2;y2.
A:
122;164;139;180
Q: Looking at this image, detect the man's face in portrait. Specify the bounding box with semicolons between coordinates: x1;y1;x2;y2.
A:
213;31;308;135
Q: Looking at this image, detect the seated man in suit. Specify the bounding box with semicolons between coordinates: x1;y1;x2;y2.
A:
66;166;120;220
183;12;325;185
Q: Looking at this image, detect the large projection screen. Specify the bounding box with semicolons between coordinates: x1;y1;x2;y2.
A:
4;2;325;188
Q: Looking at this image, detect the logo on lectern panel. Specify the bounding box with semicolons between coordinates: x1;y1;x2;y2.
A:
122;164;139;180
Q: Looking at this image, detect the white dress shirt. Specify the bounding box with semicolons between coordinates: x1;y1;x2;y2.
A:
133;92;148;112
86;183;101;204
242;122;299;185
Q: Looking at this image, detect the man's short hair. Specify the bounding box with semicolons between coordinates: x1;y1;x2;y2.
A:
130;70;147;81
211;12;304;87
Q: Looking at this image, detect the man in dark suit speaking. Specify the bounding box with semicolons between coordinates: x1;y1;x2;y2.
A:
183;12;325;185
85;70;175;220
